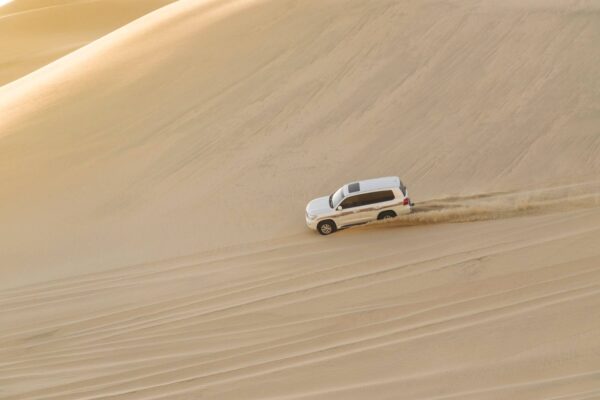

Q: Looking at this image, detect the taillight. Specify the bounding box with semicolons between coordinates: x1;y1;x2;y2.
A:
403;197;409;206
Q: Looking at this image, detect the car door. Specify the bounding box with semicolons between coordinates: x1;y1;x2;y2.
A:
336;194;371;227
344;190;394;223
358;190;397;220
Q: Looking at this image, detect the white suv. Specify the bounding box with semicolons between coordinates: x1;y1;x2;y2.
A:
305;176;412;235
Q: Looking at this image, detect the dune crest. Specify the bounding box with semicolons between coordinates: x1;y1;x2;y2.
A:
0;0;176;88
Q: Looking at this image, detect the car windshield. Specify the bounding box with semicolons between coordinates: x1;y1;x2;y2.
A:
330;187;345;208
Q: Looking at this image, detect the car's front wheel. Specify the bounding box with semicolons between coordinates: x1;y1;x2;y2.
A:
317;220;336;235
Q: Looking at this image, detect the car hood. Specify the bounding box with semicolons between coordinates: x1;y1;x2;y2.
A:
306;196;332;216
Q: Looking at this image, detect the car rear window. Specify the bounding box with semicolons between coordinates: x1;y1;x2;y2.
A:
399;181;406;196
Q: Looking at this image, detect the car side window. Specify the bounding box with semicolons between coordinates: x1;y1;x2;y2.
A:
340;191;395;209
356;190;395;206
339;195;361;209
363;190;395;205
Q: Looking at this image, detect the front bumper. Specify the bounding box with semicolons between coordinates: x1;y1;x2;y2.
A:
305;214;318;230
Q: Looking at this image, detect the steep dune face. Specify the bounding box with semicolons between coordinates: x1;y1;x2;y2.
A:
1;1;600;398
1;0;599;287
0;0;175;86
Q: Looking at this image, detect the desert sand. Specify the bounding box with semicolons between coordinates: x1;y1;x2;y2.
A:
1;0;600;398
0;0;175;86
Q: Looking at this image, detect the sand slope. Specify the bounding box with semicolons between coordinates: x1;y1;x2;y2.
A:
1;0;599;398
1;0;599;287
0;0;175;86
1;207;600;399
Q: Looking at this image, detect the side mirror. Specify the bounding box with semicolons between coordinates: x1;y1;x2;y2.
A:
336;206;342;211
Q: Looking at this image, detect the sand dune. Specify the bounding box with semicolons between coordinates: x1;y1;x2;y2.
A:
1;0;599;287
0;0;175;86
1;0;599;398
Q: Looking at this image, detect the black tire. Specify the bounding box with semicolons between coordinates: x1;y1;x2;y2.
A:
317;220;336;235
377;210;397;220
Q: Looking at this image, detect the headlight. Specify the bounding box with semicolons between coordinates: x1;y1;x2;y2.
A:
306;211;317;220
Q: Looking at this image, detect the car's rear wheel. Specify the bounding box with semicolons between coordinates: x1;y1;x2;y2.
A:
317;220;336;235
377;211;397;220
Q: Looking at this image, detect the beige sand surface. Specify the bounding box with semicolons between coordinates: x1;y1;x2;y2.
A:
1;0;599;398
0;0;175;86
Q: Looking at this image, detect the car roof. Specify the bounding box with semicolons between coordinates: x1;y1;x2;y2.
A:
342;176;400;196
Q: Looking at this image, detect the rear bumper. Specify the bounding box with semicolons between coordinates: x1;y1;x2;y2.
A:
402;205;412;214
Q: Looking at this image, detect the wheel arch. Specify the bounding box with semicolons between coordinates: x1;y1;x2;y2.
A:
377;210;397;220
